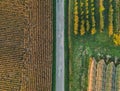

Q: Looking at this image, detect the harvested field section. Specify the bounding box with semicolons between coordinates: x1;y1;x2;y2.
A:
0;0;53;91
24;0;53;91
105;62;116;91
88;59;120;91
88;58;97;91
0;0;29;90
96;60;106;91
116;64;120;91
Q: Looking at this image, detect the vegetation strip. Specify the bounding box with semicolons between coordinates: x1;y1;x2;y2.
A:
52;0;56;91
64;0;69;91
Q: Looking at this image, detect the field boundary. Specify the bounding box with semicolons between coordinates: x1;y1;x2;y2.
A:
52;0;56;91
64;0;69;91
68;0;73;90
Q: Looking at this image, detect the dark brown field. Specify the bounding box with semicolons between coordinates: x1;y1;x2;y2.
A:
0;0;53;91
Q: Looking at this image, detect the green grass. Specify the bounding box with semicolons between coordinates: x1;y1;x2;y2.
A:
52;0;56;91
72;32;120;58
68;0;120;91
64;0;69;91
68;0;88;91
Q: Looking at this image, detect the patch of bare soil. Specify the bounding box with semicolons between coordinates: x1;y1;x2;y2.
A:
0;0;53;91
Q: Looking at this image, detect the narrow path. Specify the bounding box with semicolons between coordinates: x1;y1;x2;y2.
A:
56;0;65;91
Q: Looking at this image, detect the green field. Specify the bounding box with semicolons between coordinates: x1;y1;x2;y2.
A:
68;0;120;91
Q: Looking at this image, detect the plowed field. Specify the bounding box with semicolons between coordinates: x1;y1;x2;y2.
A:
0;0;53;91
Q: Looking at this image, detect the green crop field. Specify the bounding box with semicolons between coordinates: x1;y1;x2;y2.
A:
68;0;120;91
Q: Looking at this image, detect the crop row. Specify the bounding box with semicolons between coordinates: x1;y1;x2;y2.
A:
0;0;53;90
73;0;120;37
88;58;120;91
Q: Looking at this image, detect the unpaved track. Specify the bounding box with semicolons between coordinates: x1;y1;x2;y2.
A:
56;0;65;91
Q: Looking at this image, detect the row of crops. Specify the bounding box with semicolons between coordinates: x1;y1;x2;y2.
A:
69;0;120;91
88;58;120;91
0;0;28;90
0;0;53;90
27;0;53;90
73;0;120;46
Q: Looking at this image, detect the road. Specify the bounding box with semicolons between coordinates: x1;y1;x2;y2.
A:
56;0;64;91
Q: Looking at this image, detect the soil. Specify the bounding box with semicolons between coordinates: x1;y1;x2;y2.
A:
0;0;53;91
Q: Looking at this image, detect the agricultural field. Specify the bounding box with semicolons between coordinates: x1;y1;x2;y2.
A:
27;0;53;90
0;0;53;91
68;0;120;91
88;59;120;91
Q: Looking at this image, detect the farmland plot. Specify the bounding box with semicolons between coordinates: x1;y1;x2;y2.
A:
68;0;120;90
105;62;116;91
95;60;106;91
0;0;53;91
88;58;97;91
116;64;120;91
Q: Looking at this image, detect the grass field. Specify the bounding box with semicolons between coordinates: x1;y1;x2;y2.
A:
68;0;120;91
